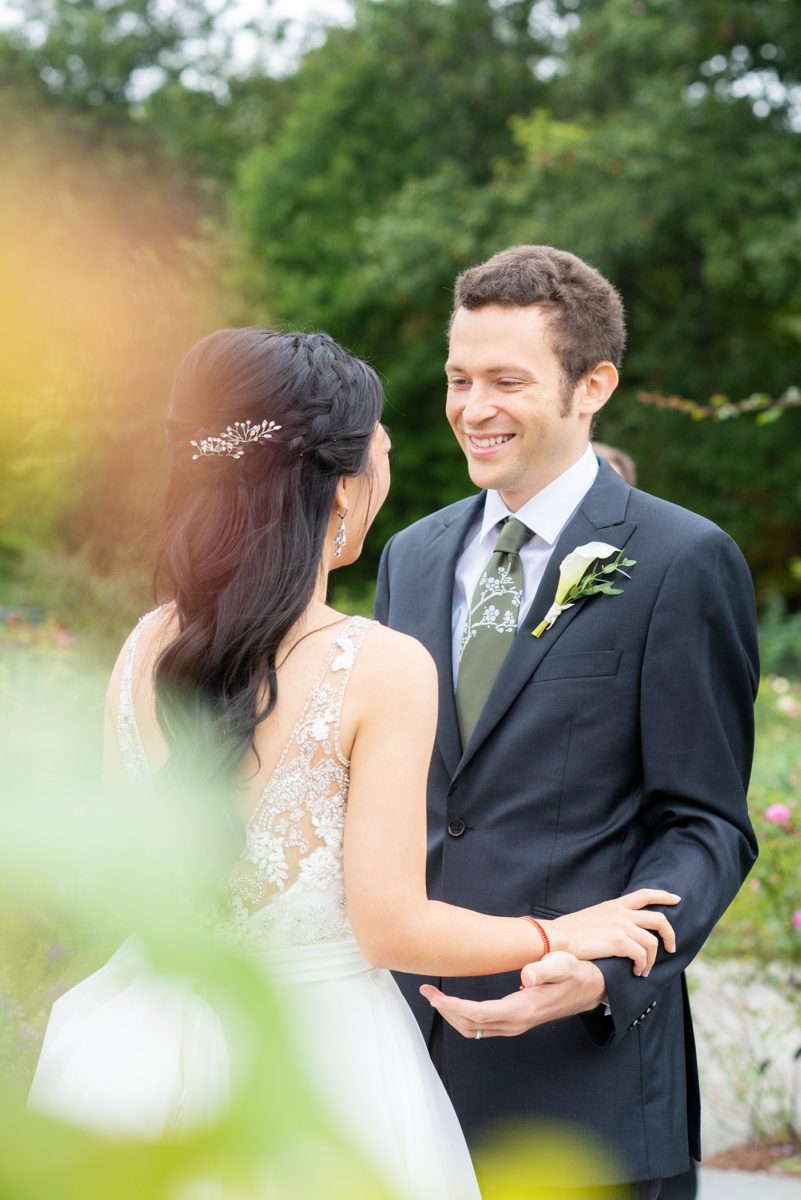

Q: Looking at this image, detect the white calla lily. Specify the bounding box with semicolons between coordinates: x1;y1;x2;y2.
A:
532;541;631;638
555;542;620;604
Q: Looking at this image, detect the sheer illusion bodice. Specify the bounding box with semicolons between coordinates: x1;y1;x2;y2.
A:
117;610;373;952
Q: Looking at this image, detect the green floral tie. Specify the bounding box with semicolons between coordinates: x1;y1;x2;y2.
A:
455;517;533;745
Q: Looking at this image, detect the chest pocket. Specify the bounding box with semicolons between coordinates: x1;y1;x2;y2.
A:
533;649;622;683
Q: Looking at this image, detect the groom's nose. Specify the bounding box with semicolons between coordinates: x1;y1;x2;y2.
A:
460;383;499;424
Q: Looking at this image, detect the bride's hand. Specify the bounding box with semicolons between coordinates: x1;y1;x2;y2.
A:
544;889;680;976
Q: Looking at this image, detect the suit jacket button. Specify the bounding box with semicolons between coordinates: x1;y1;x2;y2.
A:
448;819;466;837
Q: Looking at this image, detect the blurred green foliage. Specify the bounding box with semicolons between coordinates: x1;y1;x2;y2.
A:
706;672;801;968
0;0;800;613
0;634;404;1198
759;594;801;678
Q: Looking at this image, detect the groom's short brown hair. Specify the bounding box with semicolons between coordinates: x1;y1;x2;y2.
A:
452;245;626;389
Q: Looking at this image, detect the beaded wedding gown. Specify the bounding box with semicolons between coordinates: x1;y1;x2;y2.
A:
28;611;481;1199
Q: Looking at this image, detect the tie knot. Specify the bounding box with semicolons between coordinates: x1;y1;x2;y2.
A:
494;517;532;557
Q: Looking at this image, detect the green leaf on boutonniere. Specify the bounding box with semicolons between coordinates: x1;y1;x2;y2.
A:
532;542;636;637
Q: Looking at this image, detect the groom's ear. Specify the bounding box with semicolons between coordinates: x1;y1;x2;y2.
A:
575;361;618;419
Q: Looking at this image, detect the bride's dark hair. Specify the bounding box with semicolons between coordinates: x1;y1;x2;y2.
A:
153;328;383;840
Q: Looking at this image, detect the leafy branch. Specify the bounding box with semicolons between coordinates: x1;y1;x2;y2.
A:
636;386;801;424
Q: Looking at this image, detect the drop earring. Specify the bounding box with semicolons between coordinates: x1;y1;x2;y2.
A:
334;507;349;558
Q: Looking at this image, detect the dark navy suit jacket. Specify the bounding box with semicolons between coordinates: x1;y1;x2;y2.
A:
374;459;758;1184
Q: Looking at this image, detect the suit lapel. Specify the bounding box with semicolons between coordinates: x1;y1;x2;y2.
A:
454;462;637;778
418;494;484;776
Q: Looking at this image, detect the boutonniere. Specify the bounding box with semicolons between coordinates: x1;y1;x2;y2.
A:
532;541;636;638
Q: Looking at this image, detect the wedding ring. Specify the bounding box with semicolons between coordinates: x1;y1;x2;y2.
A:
474;1029;483;1040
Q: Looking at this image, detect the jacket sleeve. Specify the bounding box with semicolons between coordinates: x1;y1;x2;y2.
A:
374;533;396;625
583;526;759;1047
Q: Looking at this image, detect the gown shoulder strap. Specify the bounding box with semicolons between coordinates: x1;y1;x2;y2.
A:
327;614;375;764
279;614;375;769
116;607;164;783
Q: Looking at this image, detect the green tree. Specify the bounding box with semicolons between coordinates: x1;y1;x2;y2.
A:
235;0;801;596
4;0;800;609
4;0;224;115
0;0;293;195
491;0;801;596
234;0;547;562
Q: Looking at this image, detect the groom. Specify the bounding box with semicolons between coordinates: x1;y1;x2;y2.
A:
374;245;758;1197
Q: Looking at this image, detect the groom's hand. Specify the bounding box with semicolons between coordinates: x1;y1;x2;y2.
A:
420;952;606;1038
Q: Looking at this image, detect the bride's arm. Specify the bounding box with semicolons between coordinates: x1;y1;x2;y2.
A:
343;629;678;978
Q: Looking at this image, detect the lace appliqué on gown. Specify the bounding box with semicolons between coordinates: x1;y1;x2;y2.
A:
227;619;371;952
117;612;374;954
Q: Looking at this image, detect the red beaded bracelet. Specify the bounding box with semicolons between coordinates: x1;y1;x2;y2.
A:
520;915;550;956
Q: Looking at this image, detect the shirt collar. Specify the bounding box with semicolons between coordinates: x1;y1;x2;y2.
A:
479;444;599;547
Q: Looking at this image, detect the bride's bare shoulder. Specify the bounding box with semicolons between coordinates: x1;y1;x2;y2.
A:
357;622;438;696
338;622;438;751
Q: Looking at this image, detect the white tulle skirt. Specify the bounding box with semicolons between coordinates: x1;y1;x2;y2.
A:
28;937;480;1199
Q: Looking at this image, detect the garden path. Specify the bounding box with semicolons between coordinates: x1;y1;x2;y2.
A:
699;1167;801;1197
691;956;801;1198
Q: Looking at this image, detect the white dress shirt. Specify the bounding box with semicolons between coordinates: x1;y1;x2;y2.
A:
452;445;599;685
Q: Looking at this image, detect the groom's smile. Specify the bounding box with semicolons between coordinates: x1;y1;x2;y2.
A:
466;433;515;455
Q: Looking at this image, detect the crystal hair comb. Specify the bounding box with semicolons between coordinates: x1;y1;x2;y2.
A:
190;419;282;460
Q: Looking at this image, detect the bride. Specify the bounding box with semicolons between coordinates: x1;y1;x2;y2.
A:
29;328;678;1197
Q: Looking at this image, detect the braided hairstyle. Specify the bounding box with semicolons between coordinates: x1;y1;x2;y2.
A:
153;328;383;850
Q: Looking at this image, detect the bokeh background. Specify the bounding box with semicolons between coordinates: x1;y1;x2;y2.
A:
1;0;800;1191
1;0;801;632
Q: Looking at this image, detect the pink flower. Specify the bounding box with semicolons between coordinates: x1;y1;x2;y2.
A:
793;911;801;933
765;803;792;826
750;878;762;891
